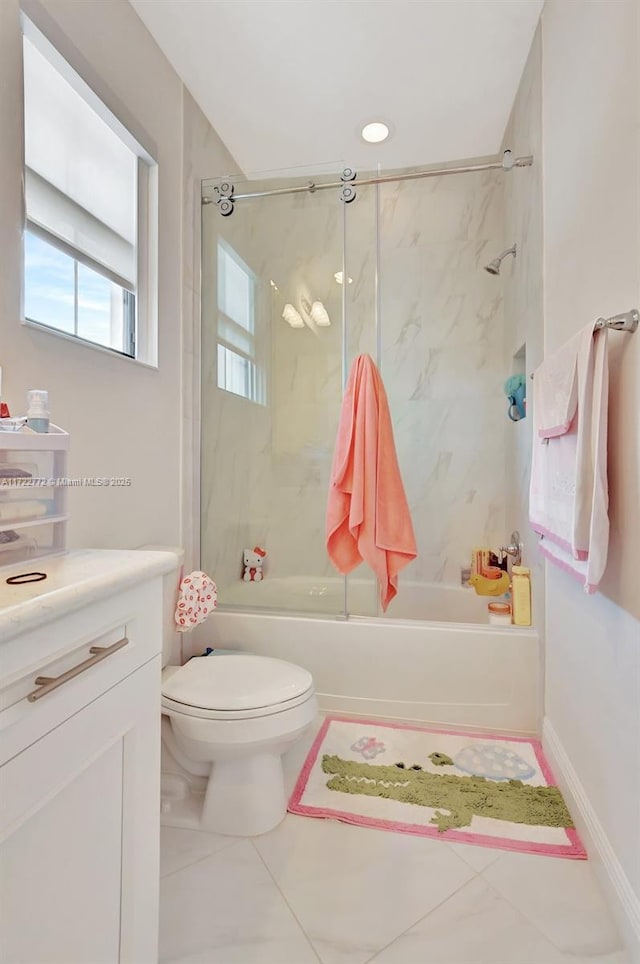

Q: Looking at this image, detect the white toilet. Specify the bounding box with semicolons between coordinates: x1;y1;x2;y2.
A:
151;548;318;837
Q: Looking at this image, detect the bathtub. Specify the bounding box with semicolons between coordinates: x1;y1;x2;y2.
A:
219;575;492;622
191;577;540;736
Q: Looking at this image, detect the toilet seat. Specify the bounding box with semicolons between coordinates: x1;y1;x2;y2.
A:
161;688;314;721
161;654;314;720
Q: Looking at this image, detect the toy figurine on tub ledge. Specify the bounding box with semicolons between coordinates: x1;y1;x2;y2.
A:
469;567;510;596
243;546;266;582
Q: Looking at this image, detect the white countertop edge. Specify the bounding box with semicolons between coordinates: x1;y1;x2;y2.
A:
0;549;180;643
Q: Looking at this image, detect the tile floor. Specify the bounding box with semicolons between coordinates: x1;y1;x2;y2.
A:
159;718;630;964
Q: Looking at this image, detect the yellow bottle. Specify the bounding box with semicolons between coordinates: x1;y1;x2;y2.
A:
511;566;532;626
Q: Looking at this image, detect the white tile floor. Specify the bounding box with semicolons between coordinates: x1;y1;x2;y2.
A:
159;718;630;964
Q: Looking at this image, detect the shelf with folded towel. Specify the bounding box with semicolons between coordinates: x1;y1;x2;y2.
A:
0;499;55;525
0;513;70;533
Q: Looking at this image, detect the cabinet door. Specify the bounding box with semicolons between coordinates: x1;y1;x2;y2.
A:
0;657;161;964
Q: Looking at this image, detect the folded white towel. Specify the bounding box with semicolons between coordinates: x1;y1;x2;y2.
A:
0;500;48;522
529;324;609;593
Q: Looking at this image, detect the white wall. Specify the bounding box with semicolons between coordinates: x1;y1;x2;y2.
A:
541;0;640;951
0;0;236;556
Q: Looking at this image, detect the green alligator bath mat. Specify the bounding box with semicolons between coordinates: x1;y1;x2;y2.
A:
288;715;585;858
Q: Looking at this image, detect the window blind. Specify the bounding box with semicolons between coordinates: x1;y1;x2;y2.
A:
23;36;137;290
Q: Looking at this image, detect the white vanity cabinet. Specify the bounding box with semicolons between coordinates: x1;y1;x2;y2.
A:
0;550;178;964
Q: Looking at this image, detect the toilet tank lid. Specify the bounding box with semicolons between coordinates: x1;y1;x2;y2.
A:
162;654;313;711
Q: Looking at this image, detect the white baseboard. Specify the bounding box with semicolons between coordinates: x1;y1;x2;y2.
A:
543;717;640;964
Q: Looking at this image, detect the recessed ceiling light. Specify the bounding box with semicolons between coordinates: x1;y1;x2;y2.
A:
361;121;390;144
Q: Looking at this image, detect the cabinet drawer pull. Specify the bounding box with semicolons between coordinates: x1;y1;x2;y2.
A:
27;637;129;702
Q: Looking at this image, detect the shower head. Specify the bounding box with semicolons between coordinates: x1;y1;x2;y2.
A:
484;244;517;276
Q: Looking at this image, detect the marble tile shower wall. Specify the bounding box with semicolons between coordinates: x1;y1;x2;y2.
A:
201;166;507;599
377;169;507;584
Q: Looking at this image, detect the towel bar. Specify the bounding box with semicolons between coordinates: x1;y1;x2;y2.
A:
593;308;638;332
530;308;638;378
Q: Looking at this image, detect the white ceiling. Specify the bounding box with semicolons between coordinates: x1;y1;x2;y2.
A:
130;0;543;176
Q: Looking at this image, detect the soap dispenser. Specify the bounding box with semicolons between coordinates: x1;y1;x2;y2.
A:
26;390;50;433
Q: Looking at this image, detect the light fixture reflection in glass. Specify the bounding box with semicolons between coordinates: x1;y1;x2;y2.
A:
282;303;305;328
334;271;353;285
361;121;390;144
310;301;331;327
269;279;279;291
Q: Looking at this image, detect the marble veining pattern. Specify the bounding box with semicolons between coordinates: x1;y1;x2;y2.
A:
0;549;179;643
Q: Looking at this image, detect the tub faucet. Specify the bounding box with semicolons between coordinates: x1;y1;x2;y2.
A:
497;531;523;567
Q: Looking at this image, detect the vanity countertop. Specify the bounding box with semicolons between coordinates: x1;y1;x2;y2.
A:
0;549;179;643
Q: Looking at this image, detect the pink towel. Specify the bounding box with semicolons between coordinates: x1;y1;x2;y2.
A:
326;354;417;611
175;571;217;631
529;324;609;593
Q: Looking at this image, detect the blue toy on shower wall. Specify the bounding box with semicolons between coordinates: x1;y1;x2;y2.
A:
504;374;526;421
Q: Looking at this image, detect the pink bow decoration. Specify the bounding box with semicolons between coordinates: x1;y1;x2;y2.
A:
174;571;217;632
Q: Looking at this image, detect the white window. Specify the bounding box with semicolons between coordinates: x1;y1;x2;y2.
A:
22;19;158;362
217;240;264;403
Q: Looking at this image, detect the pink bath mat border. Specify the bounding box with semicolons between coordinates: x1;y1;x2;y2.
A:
288;715;587;860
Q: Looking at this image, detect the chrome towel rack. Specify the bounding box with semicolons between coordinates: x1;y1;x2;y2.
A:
593;308;638;332
530;308;638;379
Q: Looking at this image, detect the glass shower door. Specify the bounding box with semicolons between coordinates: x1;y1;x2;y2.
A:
201;173;347;617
